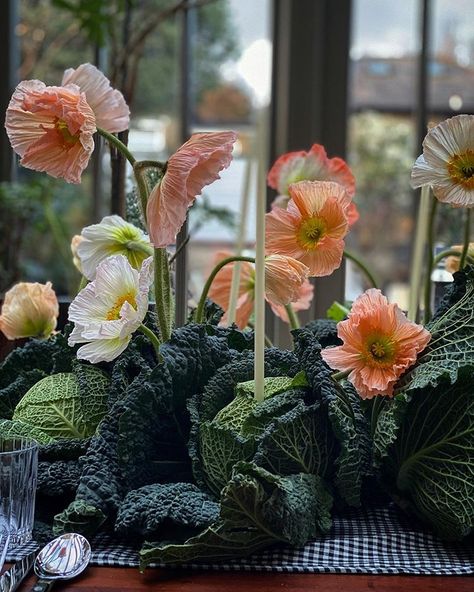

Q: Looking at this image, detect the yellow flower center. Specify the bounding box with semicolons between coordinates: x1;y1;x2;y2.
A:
297;217;327;250
365;335;396;367
106;292;137;321
447;149;474;189
56;119;80;146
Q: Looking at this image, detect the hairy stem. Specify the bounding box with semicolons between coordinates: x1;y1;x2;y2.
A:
154;248;173;343
195;256;256;323
138;324;163;363
459;208;472;270
343;250;378;289
97;127;136;166
423;197;438;324
284;303;300;330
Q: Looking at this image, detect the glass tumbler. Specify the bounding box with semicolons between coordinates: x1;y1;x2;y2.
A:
0;437;38;549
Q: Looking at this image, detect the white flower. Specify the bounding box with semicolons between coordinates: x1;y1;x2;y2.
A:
76;215;152;280
68;255;153;363
411;114;474;207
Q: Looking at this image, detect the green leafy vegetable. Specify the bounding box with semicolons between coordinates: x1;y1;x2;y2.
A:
375;368;474;539
0;418;53;444
397;265;474;392
140;462;332;567
13;366;109;439
115;483;219;539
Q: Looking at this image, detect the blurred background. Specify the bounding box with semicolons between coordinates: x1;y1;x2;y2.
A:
1;0;473;341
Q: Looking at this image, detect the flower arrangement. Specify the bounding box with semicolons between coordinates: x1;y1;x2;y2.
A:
0;64;473;569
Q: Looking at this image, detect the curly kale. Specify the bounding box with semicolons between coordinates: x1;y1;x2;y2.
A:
115;483;219;539
37;461;82;497
299;318;342;348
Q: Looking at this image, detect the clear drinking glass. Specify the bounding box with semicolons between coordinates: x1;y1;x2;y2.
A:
0;437;38;551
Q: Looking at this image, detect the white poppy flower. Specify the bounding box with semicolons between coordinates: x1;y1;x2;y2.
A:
77;215;153;280
68;255;153;363
411;114;474;207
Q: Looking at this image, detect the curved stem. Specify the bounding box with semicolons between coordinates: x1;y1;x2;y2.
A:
134;160;167;172
284;303;300;330
97;127;136;166
459;208;472;270
138;324;163;363
343;250;378;289
133;166;151;223
332;369;351;381
431;248;474;270
423;197;439;324
195;256;255;323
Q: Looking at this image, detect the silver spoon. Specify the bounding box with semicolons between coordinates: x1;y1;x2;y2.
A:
30;533;91;592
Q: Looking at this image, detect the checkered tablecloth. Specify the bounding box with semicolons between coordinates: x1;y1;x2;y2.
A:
7;505;474;575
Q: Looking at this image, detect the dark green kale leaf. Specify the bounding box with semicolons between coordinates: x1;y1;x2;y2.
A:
37;460;82;497
115;483;219;539
139;462;332;567
300;318;342;347
294;329;372;506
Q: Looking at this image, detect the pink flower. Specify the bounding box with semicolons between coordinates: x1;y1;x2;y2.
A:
0;282;59;340
321;289;431;399
62;63;129;133
5;64;129;184
146;132;236;247
5;81;96;183
208;251;310;329
268;143;359;225
270;279;314;323
265;180;351;277
268;144;355;197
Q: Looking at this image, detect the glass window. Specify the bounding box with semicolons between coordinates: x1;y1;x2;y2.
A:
186;0;272;299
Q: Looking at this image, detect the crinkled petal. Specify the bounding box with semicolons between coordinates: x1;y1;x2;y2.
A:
147;132;236;247
62;63;130;133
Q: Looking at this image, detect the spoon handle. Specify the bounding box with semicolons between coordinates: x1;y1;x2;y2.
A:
31;579;55;592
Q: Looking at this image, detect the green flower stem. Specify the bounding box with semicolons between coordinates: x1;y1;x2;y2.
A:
133;160;166;172
195;256;256;324
459;208;472;270
132;165;151;223
343;250;378;289
284;303;300;330
431;248;474;270
138;324;163;364
97;127;136;166
154;248;173;343
125;241;154;257
423;197;439;324
332;370;351;381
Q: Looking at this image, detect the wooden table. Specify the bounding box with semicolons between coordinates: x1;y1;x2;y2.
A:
9;566;472;591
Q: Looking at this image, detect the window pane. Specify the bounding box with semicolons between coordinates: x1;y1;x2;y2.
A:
187;0;272;300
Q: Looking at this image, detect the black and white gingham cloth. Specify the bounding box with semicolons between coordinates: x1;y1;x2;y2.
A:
7;505;474;575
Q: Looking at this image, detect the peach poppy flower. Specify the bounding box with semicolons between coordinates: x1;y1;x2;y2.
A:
321;289;431;399
71;234;84;273
269;279;314;323
265;180;350;277
147;132;236;247
268;143;356;197
5;81;96;183
0;282;59;340
268;143;359;226
62;63;129;133
411;114;474;207
208;251;310;328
